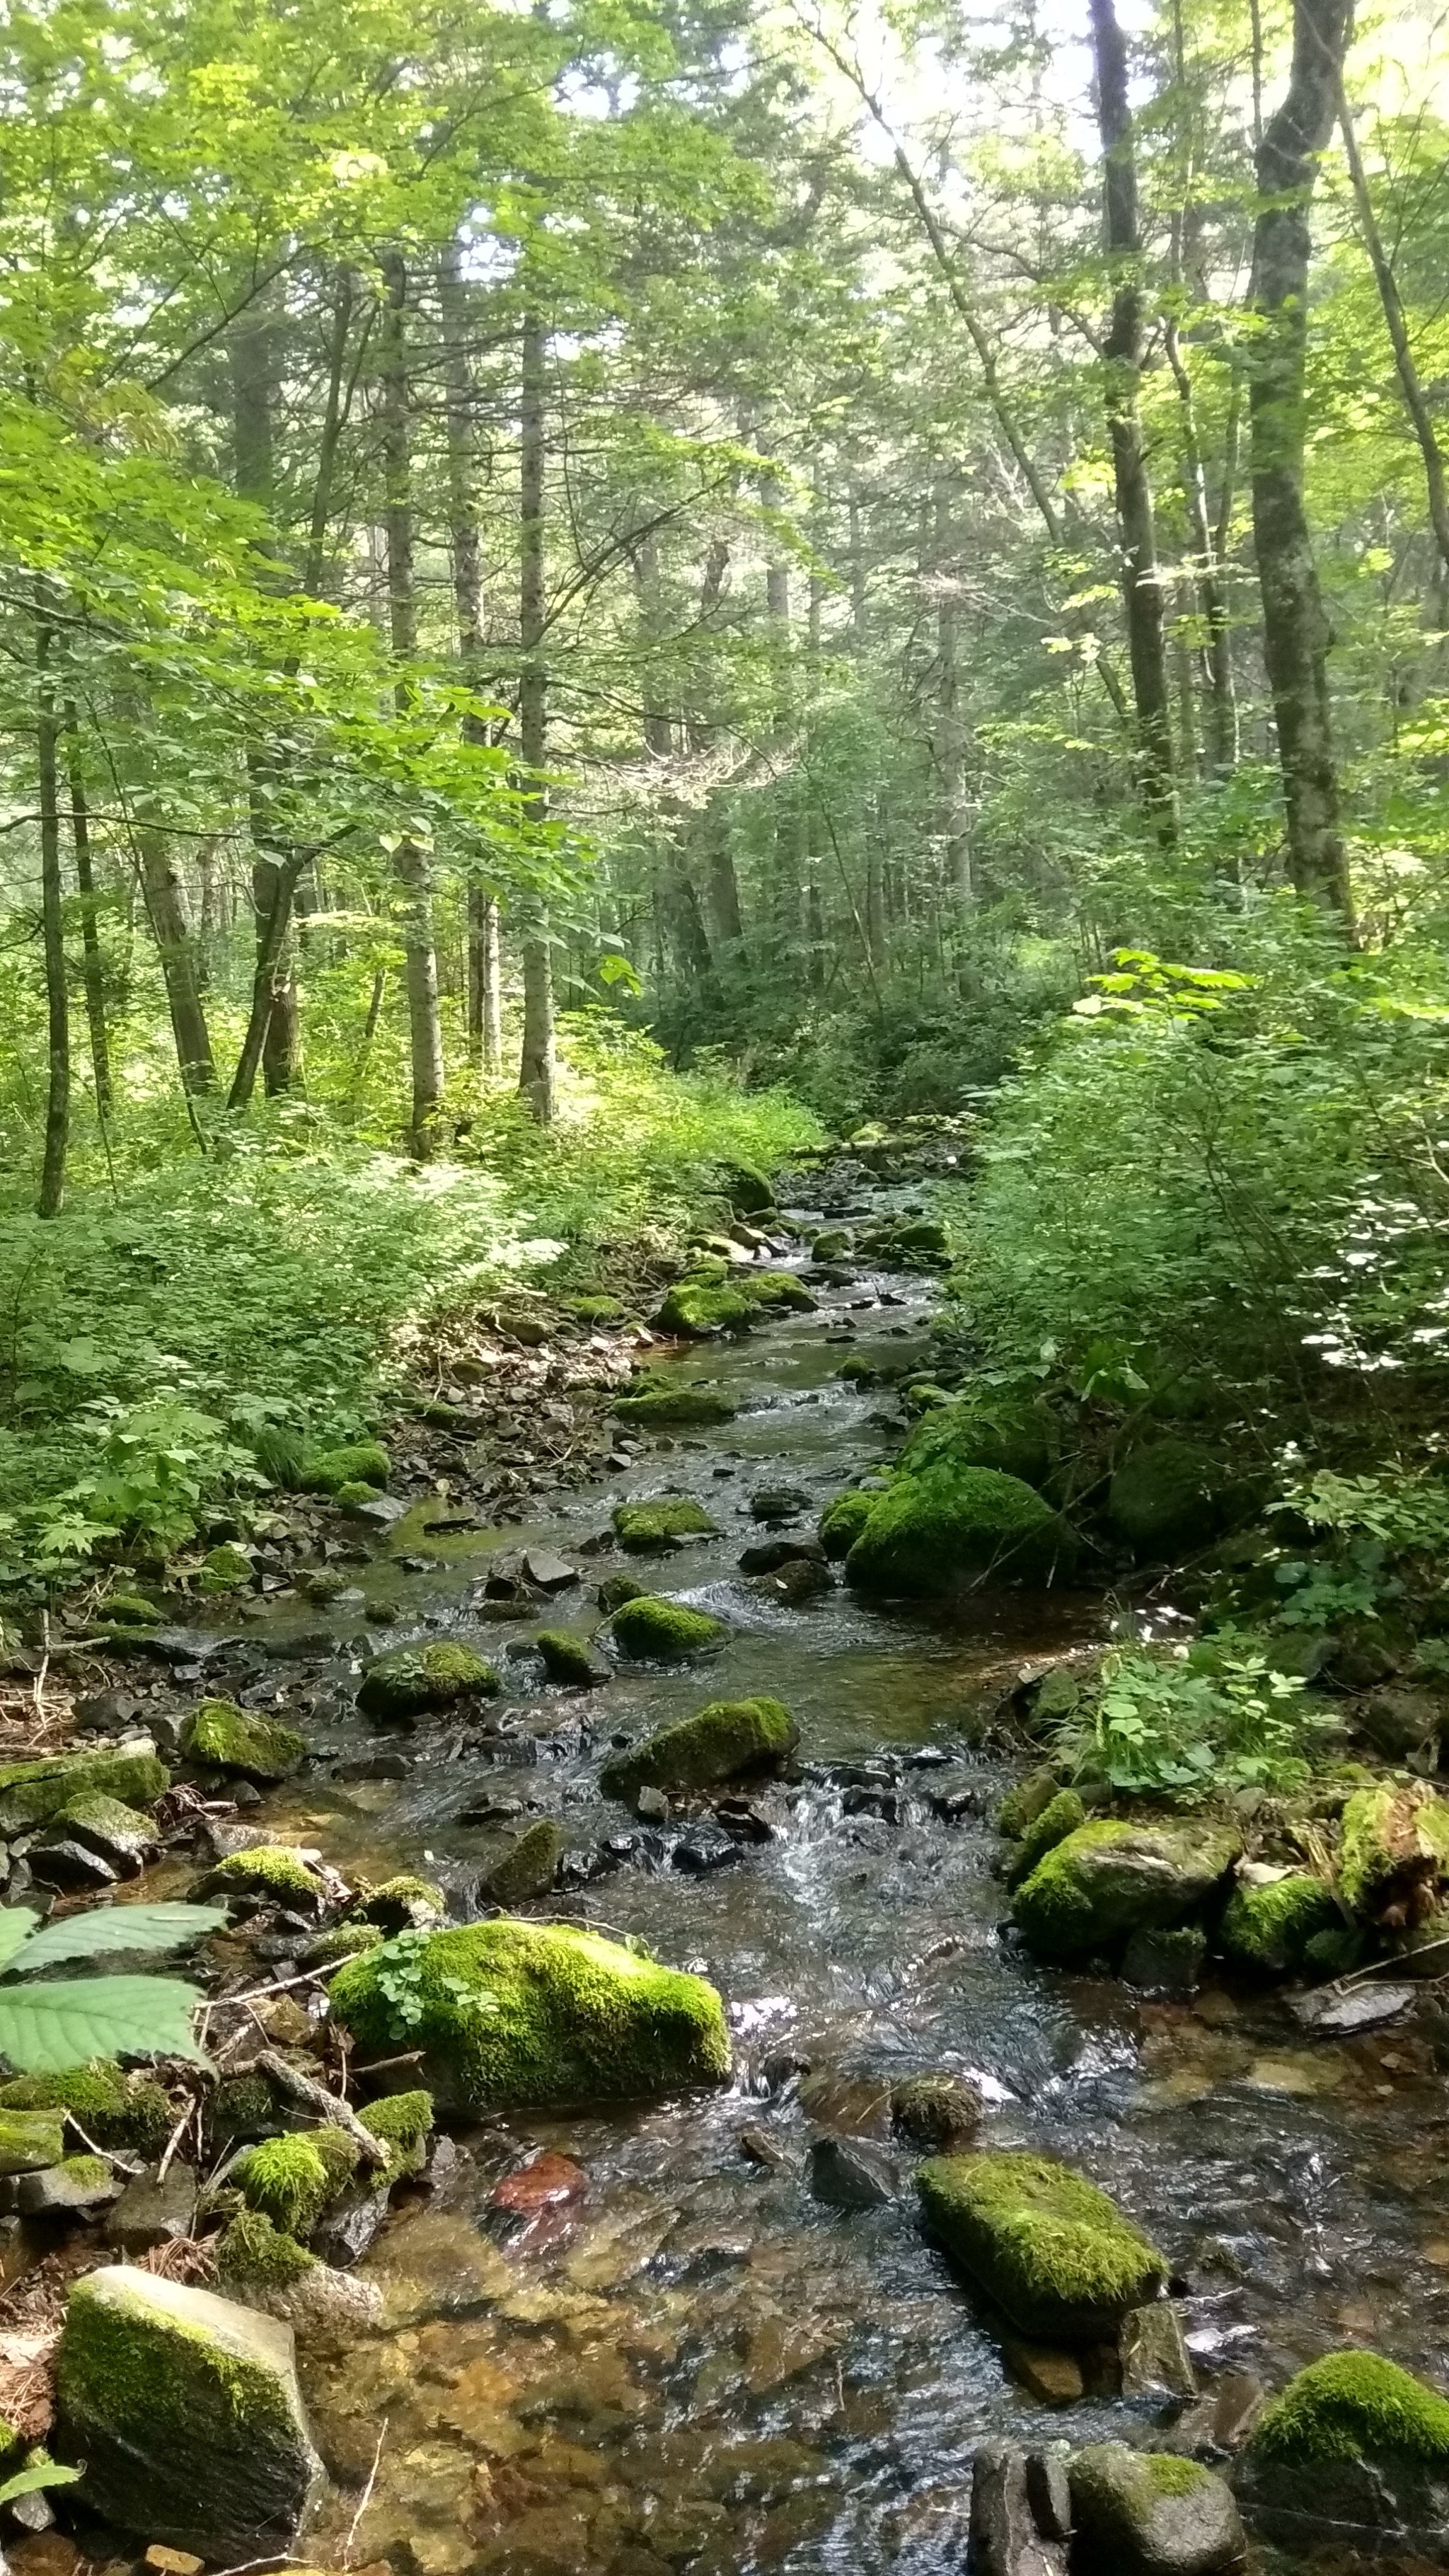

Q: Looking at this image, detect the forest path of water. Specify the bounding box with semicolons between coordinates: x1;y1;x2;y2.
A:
242;1158;1449;2576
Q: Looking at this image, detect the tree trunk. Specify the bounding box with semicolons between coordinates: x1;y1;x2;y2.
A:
468;883;502;1072
1249;0;1355;914
934;473;973;906
35;602;68;1217
381;248;446;1152
1089;0;1177;833
516;307;556;1125
135;817;216;1095
64;706;112;1116
1337;78;1449;583
439;240;506;1079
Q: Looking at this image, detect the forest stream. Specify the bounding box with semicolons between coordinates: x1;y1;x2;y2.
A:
66;1151;1449;2576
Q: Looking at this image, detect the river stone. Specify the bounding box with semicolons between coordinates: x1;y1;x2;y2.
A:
0;1748;169;1836
738;1536;826;1575
1119;2303;1196;2399
891;2072;982;2151
357;1640;500;1722
1012;1819;1241;1962
38;1791;159;1876
1068;2444;1245;2575
54;2266;323;2559
1233;2350;1449;2548
485;1819;564;1904
601;1697;798;1801
918;2150;1167;2342
968;2441;1069;2576
105;2162;200;2253
808;2134;897;2209
180;1698;306;1782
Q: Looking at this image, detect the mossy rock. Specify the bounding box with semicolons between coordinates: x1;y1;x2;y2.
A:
0;2063;171;2156
1069;2443;1244;2574
718;1161;776;1216
206;2074;279;2149
359;2086;434;2178
198;1845;324;1909
613;1498;717;1553
349;1873;445;1933
1237;2350;1449;2546
0;1749;169;1836
233;2128;359;2237
657;1277;761;1336
819;1490;877;1560
613;1388;738;1429
1107;1439;1239;1558
568;1294;625;1323
902;1391;1053;1491
1339;1781;1449;1924
485;1819;564;1904
54;2265;322;2559
535;1629;610;1688
357;1640;500;1722
197;1543;255;1594
995;1764;1063;1841
329;1919;731;2115
601;1697;798;1802
845;1465;1067;1596
102;1593;161;1628
0;2110;67;2174
812;1230;852;1261
181;1698;306;1783
918;2149;1167;2342
43;1790;158;1873
336;1480;383;1511
1005;1788;1086;1890
596;1574;647;1614
1012;1819;1241;1963
608;1595;729;1662
304;1442;391;1496
214;2208;316;2292
304;1921;383;1970
1220;1871;1341;1973
740;1272;816;1316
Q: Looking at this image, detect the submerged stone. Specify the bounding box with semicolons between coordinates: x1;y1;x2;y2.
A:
917;2149;1167;2342
328;1918;731;2114
180;1699;305;1783
1235;2350;1449;2549
612;1388;738;1428
845;1466;1066;1595
54;2266;322;2560
1012;1819;1240;1962
608;1594;729;1662
600;1698;798;1802
357;1640;500;1721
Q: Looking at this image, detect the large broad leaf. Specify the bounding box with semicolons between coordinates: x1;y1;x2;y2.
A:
0;1975;208;2071
0;2463;82;2508
0;1911;38;1972
16;1904;227;1974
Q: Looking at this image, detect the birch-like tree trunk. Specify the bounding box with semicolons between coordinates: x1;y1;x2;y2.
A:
516;307;556;1125
380;248;446;1151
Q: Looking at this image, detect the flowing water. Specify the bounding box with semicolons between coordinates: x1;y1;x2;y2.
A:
227;1161;1449;2576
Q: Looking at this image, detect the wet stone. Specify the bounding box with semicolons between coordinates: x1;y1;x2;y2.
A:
968;2440;1070;2576
1003;2340;1085;2408
1119;2303;1196;2400
739;2125;790;2170
808;2134;897;2209
105;2163;199;2253
670;1824;741;1875
737;1536;826;1575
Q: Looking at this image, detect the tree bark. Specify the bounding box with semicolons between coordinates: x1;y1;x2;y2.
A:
1088;0;1177;833
1337;79;1449;584
439;240;506;1079
934;473;973;905
64;706;112;1116
134;815;216;1096
516;306;556;1125
229;299;302;1096
35;602;69;1217
381;248;446;1152
1249;0;1356;915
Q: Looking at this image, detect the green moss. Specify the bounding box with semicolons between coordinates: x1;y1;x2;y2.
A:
0;1749;169;1835
1140;2454;1214;2497
1220;1873;1340;1972
917;2149;1167;2340
612;1389;738;1428
995;1765;1062;1840
601;1697;798;1801
535;1630;608;1686
358;2088;434;2177
486;1819;565;1904
233;2127;359;2237
50;1790;157;1862
350;1873;445;1933
356;1640;500;1720
0;2062;171;2155
718;1160;775;1215
200;1845;323;1907
739;1272;815;1315
181;1699;306;1783
1012;1817;1240;1962
103;1593;162;1627
1339;1782;1449;1919
845;1465;1066;1596
657;1277;758;1335
902;1392;1053;1490
608;1594;729;1662
613;1498;717;1552
596;1574;646;1614
305;1921;383;1969
329;1919;731;2115
214;2207;317;2288
55;2151;112;2195
1107;1438;1235;1556
305;1442;391;1495
0;2110;67;2173
818;1490;876;1560
0;2415;21;2471
206;2074;277;2147
568;1293;625;1323
335;1480;382;1509
1250;2351;1449;2467
198;1544;254;1593
812;1231;851;1260
1006;1788;1086;1889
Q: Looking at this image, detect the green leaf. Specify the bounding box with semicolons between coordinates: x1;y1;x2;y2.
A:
0;1911;39;1973
15;1904;228;1975
0;1975;208;2072
0;2463;82;2508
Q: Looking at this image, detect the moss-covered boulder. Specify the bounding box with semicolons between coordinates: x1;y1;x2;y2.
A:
918;2150;1167;2342
719;1161;776;1216
657;1277;760;1336
1107;1439;1236;1559
0;1748;168;1836
1005;1788;1086;1890
1012;1819;1241;1963
358;2087;434;2178
233;2128;359;2238
357;1639;500;1722
54;2266;323;2559
349;1873;445;1933
0;2110;67;2174
329;1919;731;2114
613;1498;717;1552
1235;2350;1449;2548
608;1594;729;1662
845;1466;1066;1596
819;1490;877;1560
197;1845;325;1910
0;2062;171;2155
41;1790;158;1875
535;1629;610;1687
304;1441;391;1495
181;1699;306;1783
485;1819;564;1904
613;1388;738;1428
812;1229;852;1261
902;1391;1053;1491
1339;1782;1449;1925
197;1542;255;1593
1069;2444;1245;2575
1220;1870;1341;1973
214;2208;317;2295
601;1697;797;1803
596;1572;647;1613
995;1764;1063;1841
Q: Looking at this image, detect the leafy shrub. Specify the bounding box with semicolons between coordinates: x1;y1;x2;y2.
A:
1051;1644;1333;1801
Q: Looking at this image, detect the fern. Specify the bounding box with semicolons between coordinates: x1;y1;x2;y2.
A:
0;1902;226;2074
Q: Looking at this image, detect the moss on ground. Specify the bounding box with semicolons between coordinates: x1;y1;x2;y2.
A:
356;1640;500;1720
1220;1872;1340;1972
1249;2351;1449;2466
917;2148;1167;2340
613;1498;717;1552
233;2128;359;2237
818;1490;877;1560
601;1698;798;1801
304;1442;391;1495
608;1594;729;1662
329;1919;731;2115
180;1699;306;1782
845;1465;1065;1595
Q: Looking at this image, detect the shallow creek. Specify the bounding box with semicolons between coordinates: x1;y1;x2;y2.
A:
217;1171;1449;2576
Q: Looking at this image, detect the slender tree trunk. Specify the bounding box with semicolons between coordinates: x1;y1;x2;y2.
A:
439;240;504;1079
229;301;302;1096
35;602;68;1217
468;885;502;1072
381;248;446;1153
1089;0;1177;832
516;307;555;1125
638;531;717;999
64;706;112;1115
1249;0;1355;915
134;817;216;1095
1337;80;1449;582
934;473;973;906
